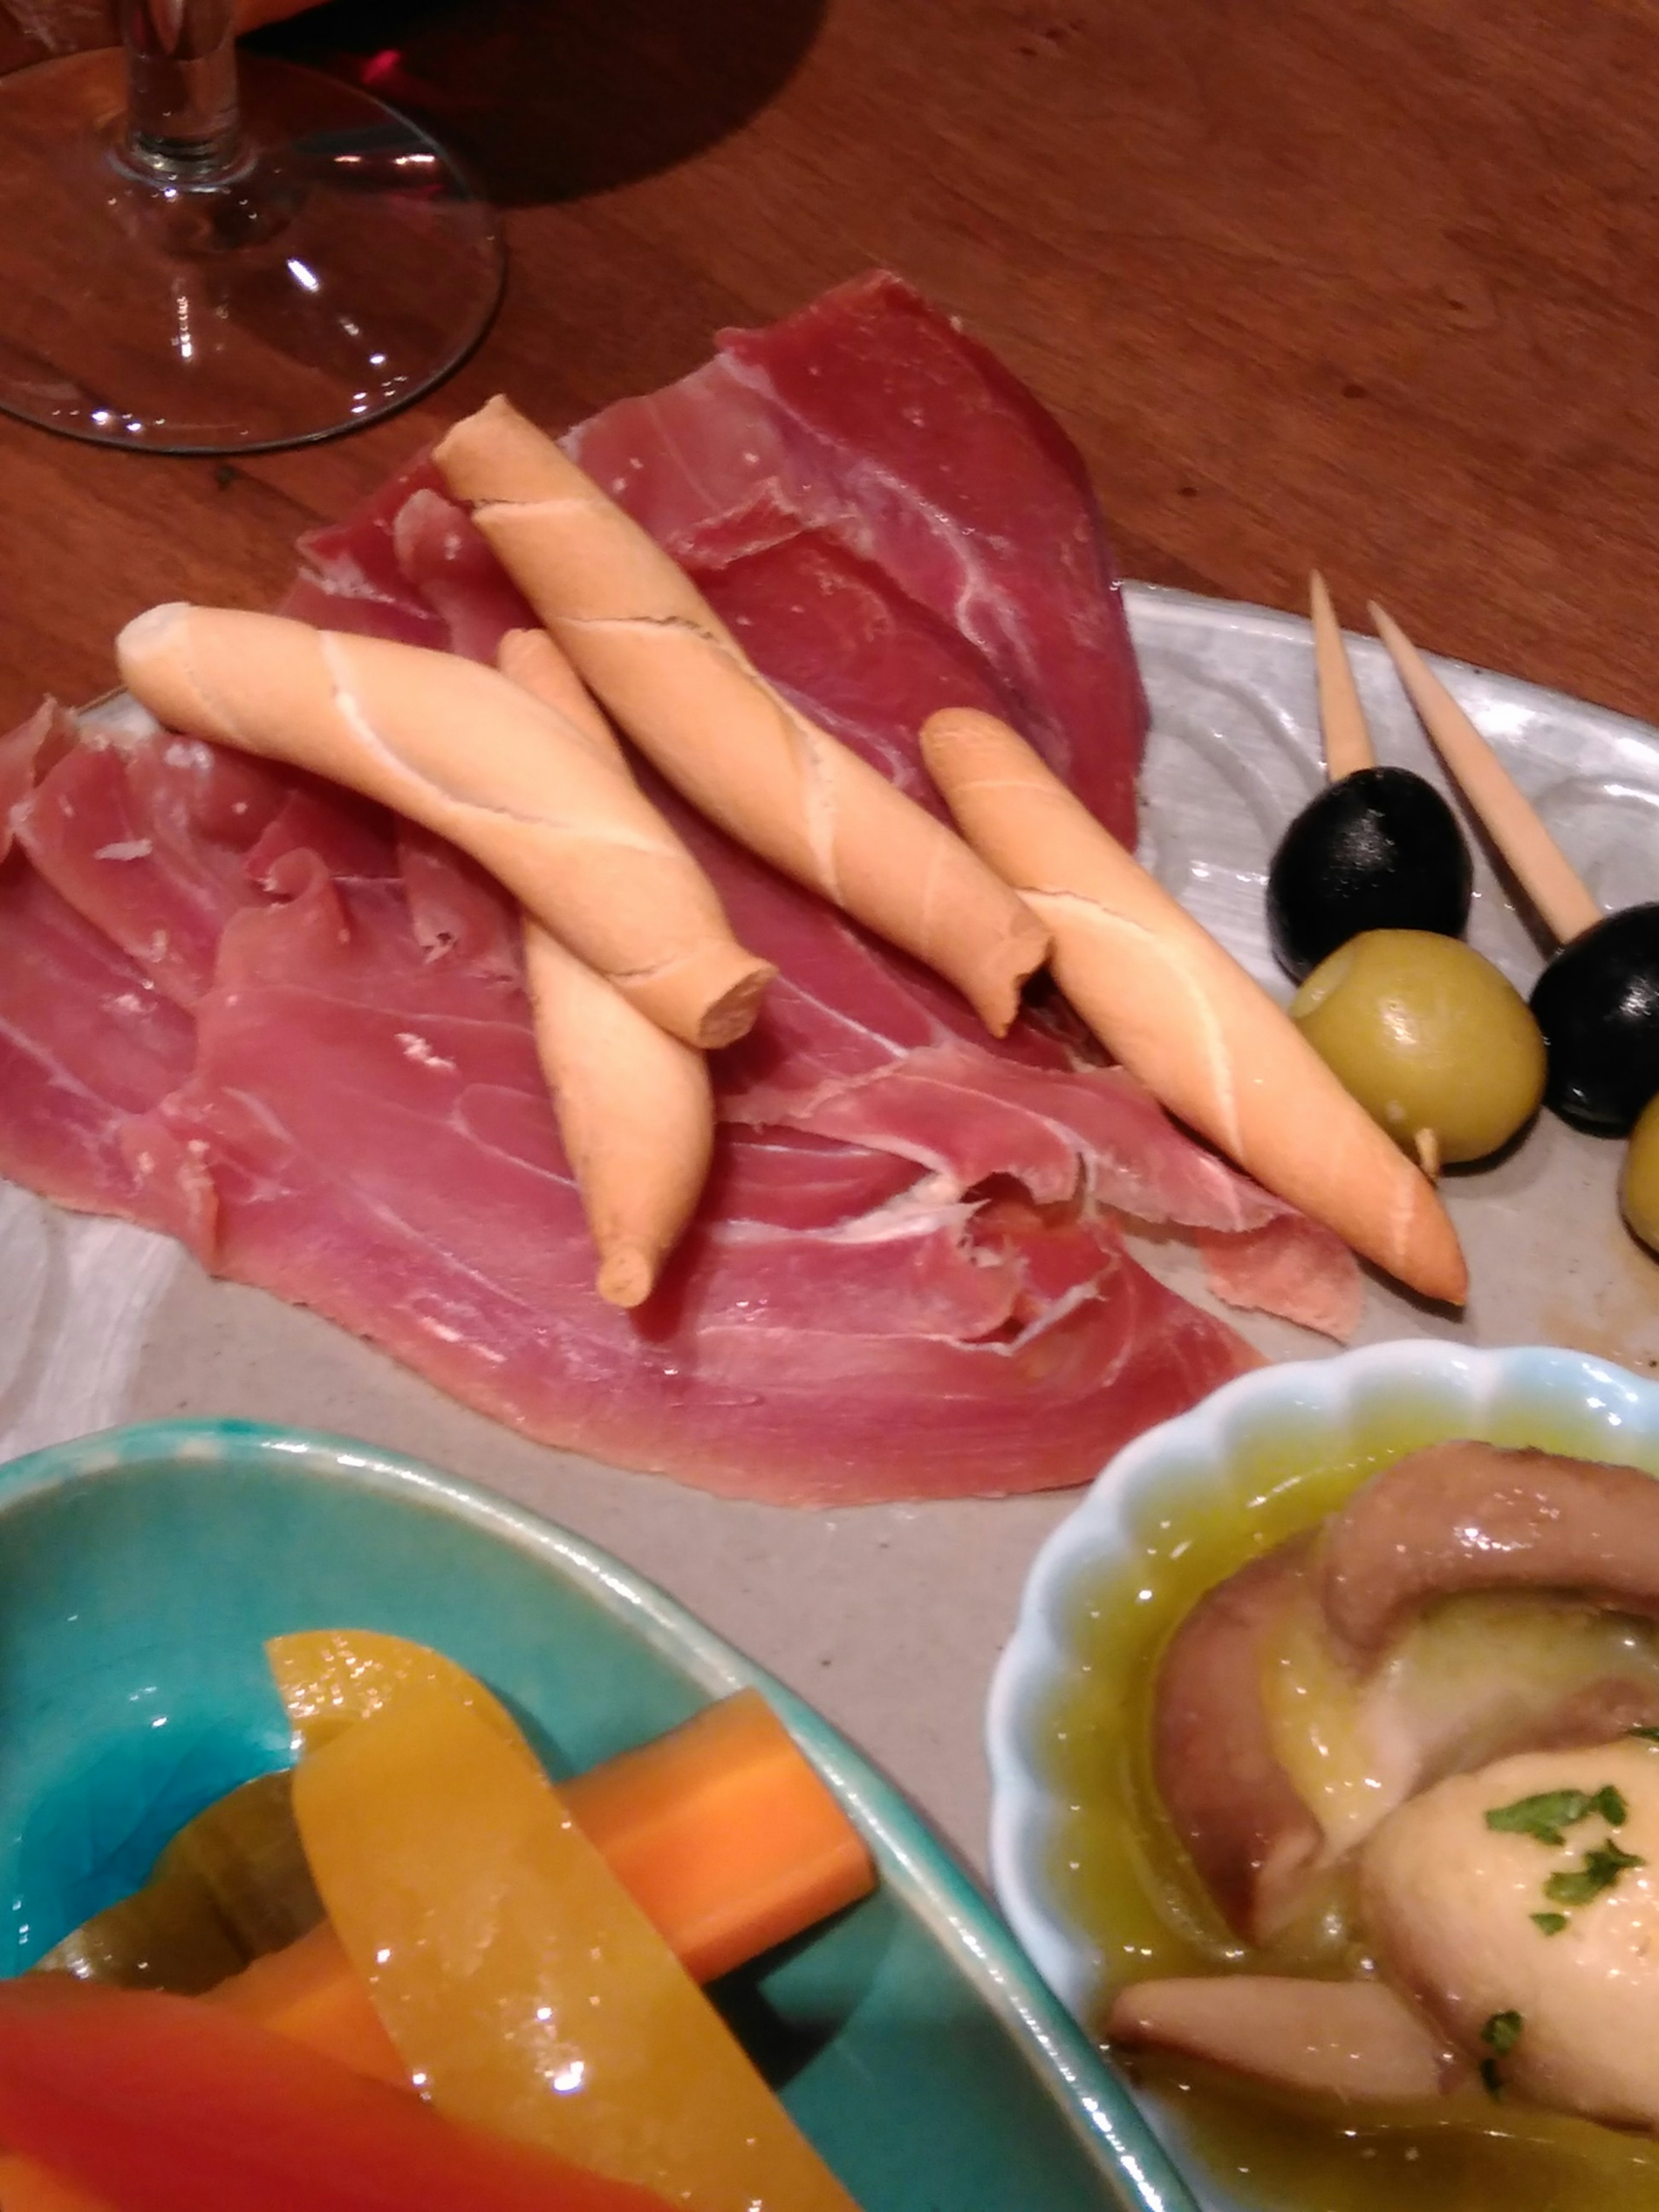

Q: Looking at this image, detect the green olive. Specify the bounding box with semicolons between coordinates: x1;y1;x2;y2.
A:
1290;930;1546;1170
1622;1093;1659;1257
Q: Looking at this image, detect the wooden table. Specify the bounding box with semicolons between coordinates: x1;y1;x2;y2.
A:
2;0;1656;731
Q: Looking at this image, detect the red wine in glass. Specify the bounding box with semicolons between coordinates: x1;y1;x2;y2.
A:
0;0;503;451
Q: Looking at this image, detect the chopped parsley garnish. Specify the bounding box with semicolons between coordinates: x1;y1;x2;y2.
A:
1630;1724;1659;1745
1544;1839;1646;1907
1531;1910;1570;1936
1485;1786;1626;1846
1481;2010;1523;2055
1478;2011;1523;2097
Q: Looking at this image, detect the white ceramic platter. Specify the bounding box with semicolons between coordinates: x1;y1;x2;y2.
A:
4;587;1658;1869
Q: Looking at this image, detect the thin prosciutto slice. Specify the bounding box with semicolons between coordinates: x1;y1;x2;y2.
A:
176;873;1250;1494
289;279;1357;1333
0;858;211;1252
2;725;1256;1499
575;273;1145;847
0;273;1362;1502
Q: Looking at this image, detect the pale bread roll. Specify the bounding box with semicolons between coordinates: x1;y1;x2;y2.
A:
524;921;713;1309
433;397;1050;1036
116;604;775;1052
496;629;714;1306
922;707;1468;1306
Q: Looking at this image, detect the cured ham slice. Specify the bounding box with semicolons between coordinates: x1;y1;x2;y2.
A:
0;272;1363;1501
569;271;1144;849
172;871;1247;1495
13;727;390;1008
289;278;1358;1336
0;857;212;1253
2;729;1257;1499
0;700;75;864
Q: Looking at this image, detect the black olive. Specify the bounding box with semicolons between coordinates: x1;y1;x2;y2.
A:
1529;904;1659;1135
1266;767;1473;982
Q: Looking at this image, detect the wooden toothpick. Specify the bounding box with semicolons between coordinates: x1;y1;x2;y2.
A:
1369;602;1603;946
1310;571;1375;781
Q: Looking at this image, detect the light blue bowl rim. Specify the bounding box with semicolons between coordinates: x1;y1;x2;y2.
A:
0;1415;1202;2212
985;1339;1659;2024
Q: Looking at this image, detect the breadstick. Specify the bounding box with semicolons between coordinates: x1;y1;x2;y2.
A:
433;397;1049;1036
922;707;1468;1307
497;628;712;1303
496;626;625;769
116;604;775;1052
524;919;713;1308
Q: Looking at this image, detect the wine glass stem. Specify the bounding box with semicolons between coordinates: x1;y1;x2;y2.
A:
121;0;242;180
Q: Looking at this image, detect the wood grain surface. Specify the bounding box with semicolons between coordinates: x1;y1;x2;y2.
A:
2;0;1656;735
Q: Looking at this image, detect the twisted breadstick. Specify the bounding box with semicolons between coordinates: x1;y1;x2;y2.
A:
923;706;1468;1306
523;921;713;1308
496;626;626;768
433;397;1049;1036
493;629;714;1307
117;605;774;1052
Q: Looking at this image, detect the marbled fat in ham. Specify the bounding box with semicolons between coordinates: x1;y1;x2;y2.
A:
573;272;1145;846
0;274;1361;1502
0;855;211;1254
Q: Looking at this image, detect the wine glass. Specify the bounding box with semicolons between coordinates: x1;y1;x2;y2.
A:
0;0;503;452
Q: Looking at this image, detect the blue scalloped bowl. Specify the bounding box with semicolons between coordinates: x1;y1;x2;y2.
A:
985;1341;1659;2206
0;1418;1194;2212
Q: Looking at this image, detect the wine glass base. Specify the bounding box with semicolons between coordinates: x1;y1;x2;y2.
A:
0;50;503;454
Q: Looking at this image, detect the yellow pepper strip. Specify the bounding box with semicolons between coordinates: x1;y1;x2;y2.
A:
267;1632;876;1988
289;1684;861;2212
267;1629;522;1756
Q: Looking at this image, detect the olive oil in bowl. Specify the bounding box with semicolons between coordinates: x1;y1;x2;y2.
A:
1033;1386;1659;2212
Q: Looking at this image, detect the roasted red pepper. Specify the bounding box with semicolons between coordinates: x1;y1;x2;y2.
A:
0;1974;680;2212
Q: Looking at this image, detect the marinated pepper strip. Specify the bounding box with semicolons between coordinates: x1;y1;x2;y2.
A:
0;1974;682;2212
0;2154;111;2212
266;1629;524;1757
210;1687;873;2066
291;1684;861;2212
267;1630;874;1988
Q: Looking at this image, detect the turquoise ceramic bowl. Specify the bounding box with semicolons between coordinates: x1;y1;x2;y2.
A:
0;1419;1193;2212
985;1340;1659;2208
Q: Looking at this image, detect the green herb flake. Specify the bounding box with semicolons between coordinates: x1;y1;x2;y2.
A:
1593;1786;1629;1827
1592;1839;1644;1876
1629;1725;1659;1745
1531;1911;1570;1936
1544;1840;1647;1908
1480;2056;1506;2100
1485;1789;1596;1847
1480;2010;1524;2054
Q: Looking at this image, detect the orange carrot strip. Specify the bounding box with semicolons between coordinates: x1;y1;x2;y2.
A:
564;1688;873;1984
208;1921;407;2085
